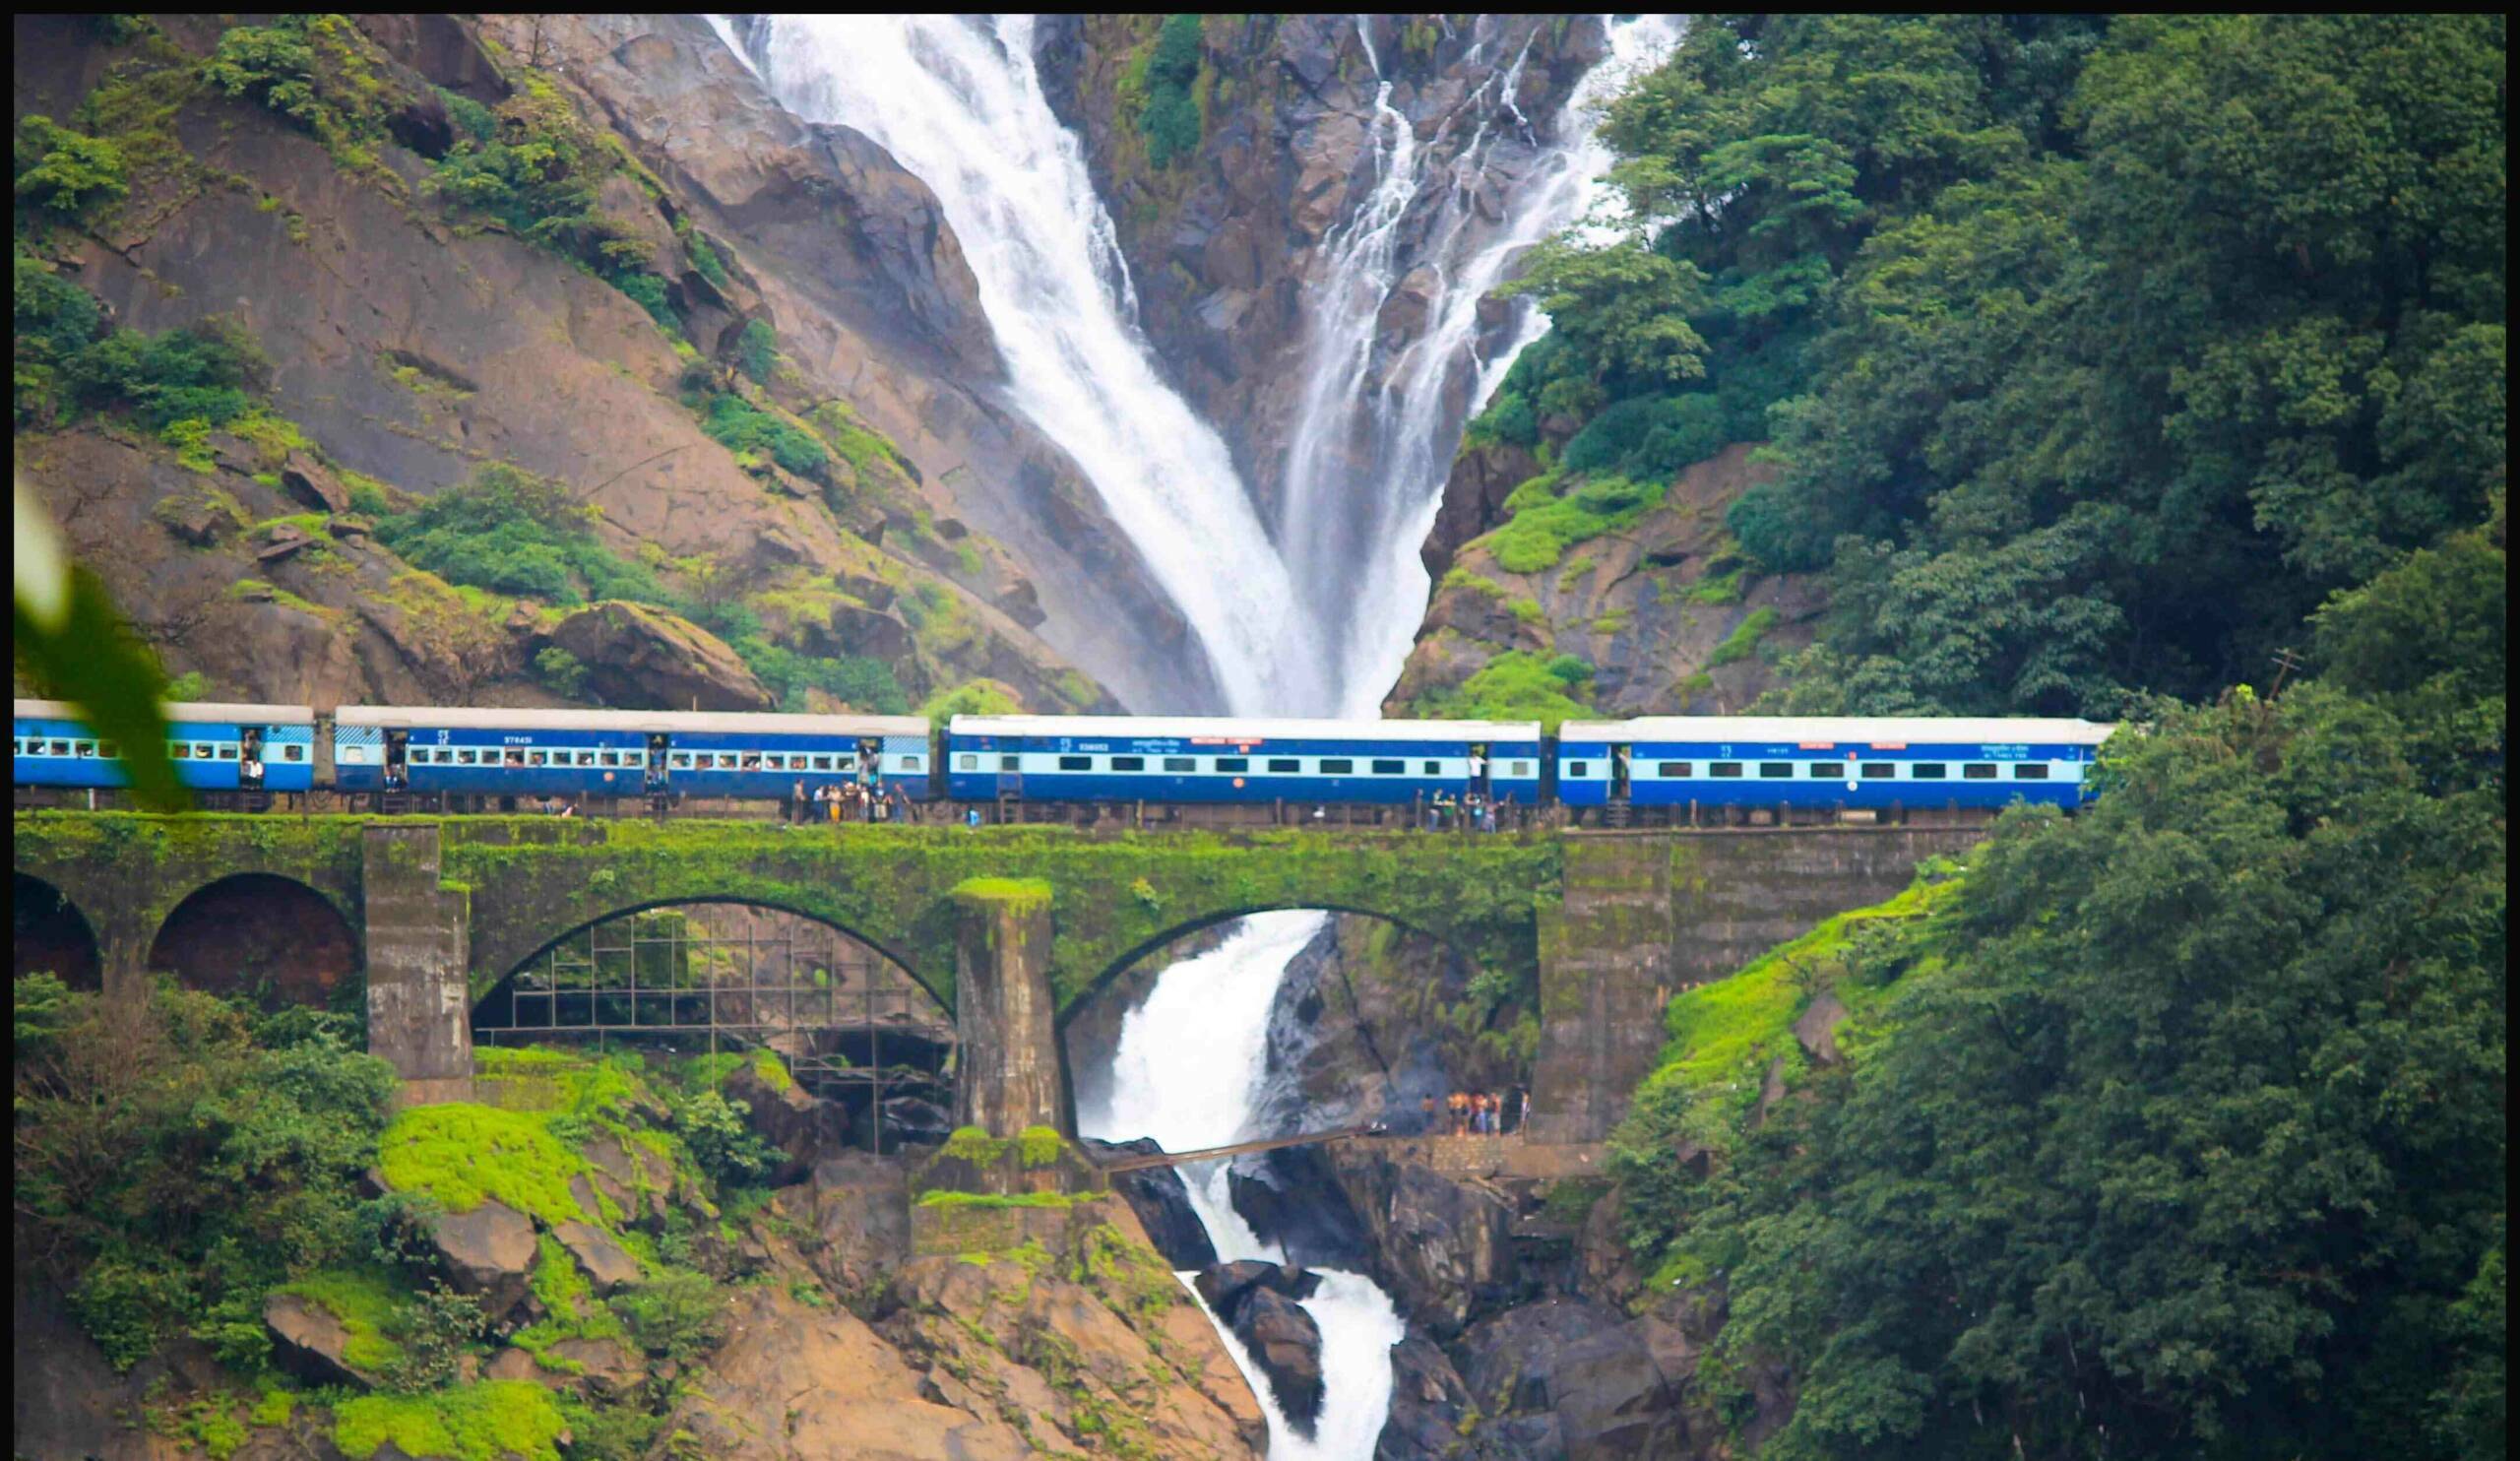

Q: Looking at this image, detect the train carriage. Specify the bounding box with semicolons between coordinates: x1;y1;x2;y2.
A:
13;698;318;793
334;707;932;801
945;715;1545;807
1555;717;2113;812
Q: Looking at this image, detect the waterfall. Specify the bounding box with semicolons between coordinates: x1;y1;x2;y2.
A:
731;15;1315;716
1080;913;1405;1458
716;15;1682;1456
1279;14;1686;713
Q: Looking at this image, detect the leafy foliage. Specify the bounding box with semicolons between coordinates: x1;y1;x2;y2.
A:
14;114;130;217
1536;15;2503;716
699;392;827;479
919;677;1021;727
14;978;398;1370
1630;623;2504;1457
1135;15;1206;168
667;1088;779;1187
372;464;665;606
1407;650;1596;733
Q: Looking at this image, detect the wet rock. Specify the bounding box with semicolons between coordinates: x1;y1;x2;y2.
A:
1193;1258;1318;1314
1085;1138;1220;1271
872;1093;956;1149
1325;1143;1514;1339
552;1221;642;1296
1457;1298;1692;1461
1376;1335;1475;1460
540;601;773;712
1231;1287;1326;1435
427;1200;537;1321
1228;1146;1373;1270
263;1292;377;1389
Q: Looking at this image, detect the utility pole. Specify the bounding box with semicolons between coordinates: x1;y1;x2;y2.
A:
2268;647;2304;698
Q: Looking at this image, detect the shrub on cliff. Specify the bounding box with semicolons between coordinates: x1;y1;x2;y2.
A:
1133;15;1206;168
372;463;667;606
14;114;129;218
14;977;399;1370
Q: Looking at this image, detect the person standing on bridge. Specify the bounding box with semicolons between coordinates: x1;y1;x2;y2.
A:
1420;1094;1437;1134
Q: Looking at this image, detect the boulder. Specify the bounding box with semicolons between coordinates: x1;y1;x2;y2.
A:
278;452;350;513
1457;1299;1690;1461
808;1152;912;1297
723;1054;849;1170
1229;1287;1325;1434
544;1336;643;1401
158;491;246;547
541;601;772;712
552;1221;642;1296
1193;1259;1316;1316
263;1292;376;1390
428;1200;537;1320
1794;988;1848;1066
1325;1143;1515;1338
1377;1336;1476;1460
1084;1137;1220;1270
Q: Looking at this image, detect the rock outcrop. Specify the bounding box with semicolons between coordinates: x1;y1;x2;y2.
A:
1326;1142;1517;1339
1085;1136;1222;1270
426;1200;537;1321
1455;1298;1699;1461
538;602;773;712
1196;1261;1327;1434
1388;443;1826;718
261;1293;378;1390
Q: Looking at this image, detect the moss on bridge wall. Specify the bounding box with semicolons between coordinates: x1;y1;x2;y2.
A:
440;820;1561;1014
13;812;368;972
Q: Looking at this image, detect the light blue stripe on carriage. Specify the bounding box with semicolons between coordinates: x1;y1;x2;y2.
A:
336;726;384;747
881;735;928;757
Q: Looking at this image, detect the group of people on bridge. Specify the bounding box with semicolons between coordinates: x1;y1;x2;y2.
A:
1425;1087;1528;1136
788;776;917;825
1422;790;1517;833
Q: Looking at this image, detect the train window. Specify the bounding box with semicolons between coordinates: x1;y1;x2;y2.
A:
527;751;546;766
1423;760;1441;775
458;749;478;765
1861;762;1896;779
1567;761;1590;777
622;751;644;768
102;741;122;758
957;754;978;771
1809;763;1839;778
1321;758;1354;774
1372;758;1405;775
599;751;618;767
902;755;923;771
171;743;193;759
284;745;303;762
1964;764;1998;780
668;753;690;769
1658;762;1690;778
50;739;72;756
1710;762;1742;778
1215;756;1248;773
74;740;94;757
999;755;1019;772
1510;760;1532;776
1112;756;1145;772
1058;755;1092;771
1165;757;1196;772
1912;763;1948;780
217;745;237;760
1267;758;1300;774
812;755;833;771
2013;763;2050;780
1758;761;1793;779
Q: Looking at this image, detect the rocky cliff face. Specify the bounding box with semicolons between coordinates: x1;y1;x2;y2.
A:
14;13;1139;715
1036;15;1603;520
1389;443;1825;718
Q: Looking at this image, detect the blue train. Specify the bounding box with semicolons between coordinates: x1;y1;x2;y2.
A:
13;698;2113;818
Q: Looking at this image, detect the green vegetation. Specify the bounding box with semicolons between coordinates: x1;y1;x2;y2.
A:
1475;474;1667;575
699;391;827;479
920;677;1021;727
424;74;679;331
1615;530;2504;1458
1704;606;1776;668
734;319;779;383
14;978;398;1371
1525;14;2504;718
332;1381;568;1461
275;1268;409;1373
372;463;666;606
1133;16;1206;168
14;114;129;218
916;1190;1081;1211
197;16;398;171
1408;650;1596;732
377;1101;592;1227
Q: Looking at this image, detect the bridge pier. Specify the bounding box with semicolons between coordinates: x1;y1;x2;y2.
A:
950;879;1065;1137
361;825;473;1106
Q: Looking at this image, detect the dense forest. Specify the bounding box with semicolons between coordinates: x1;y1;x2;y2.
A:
1480;13;2504;717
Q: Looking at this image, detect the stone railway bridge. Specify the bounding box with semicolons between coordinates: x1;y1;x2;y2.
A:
13;813;1984;1141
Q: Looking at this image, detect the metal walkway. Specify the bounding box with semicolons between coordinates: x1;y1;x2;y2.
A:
1097;1125;1373;1173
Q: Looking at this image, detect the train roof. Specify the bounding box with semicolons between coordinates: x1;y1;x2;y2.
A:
1557;716;2117;745
335;705;928;736
16;698;317;725
949;714;1544;742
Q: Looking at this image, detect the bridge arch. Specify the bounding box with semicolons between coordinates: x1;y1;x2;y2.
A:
1064;901;1488;1029
15;872;101;990
148;871;361;1009
481;895;947;1014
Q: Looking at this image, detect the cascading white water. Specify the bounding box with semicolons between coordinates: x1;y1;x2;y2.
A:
1080;913;1405;1458
734;15;1317;716
1280;15;1686;713
719;15;1681;1455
